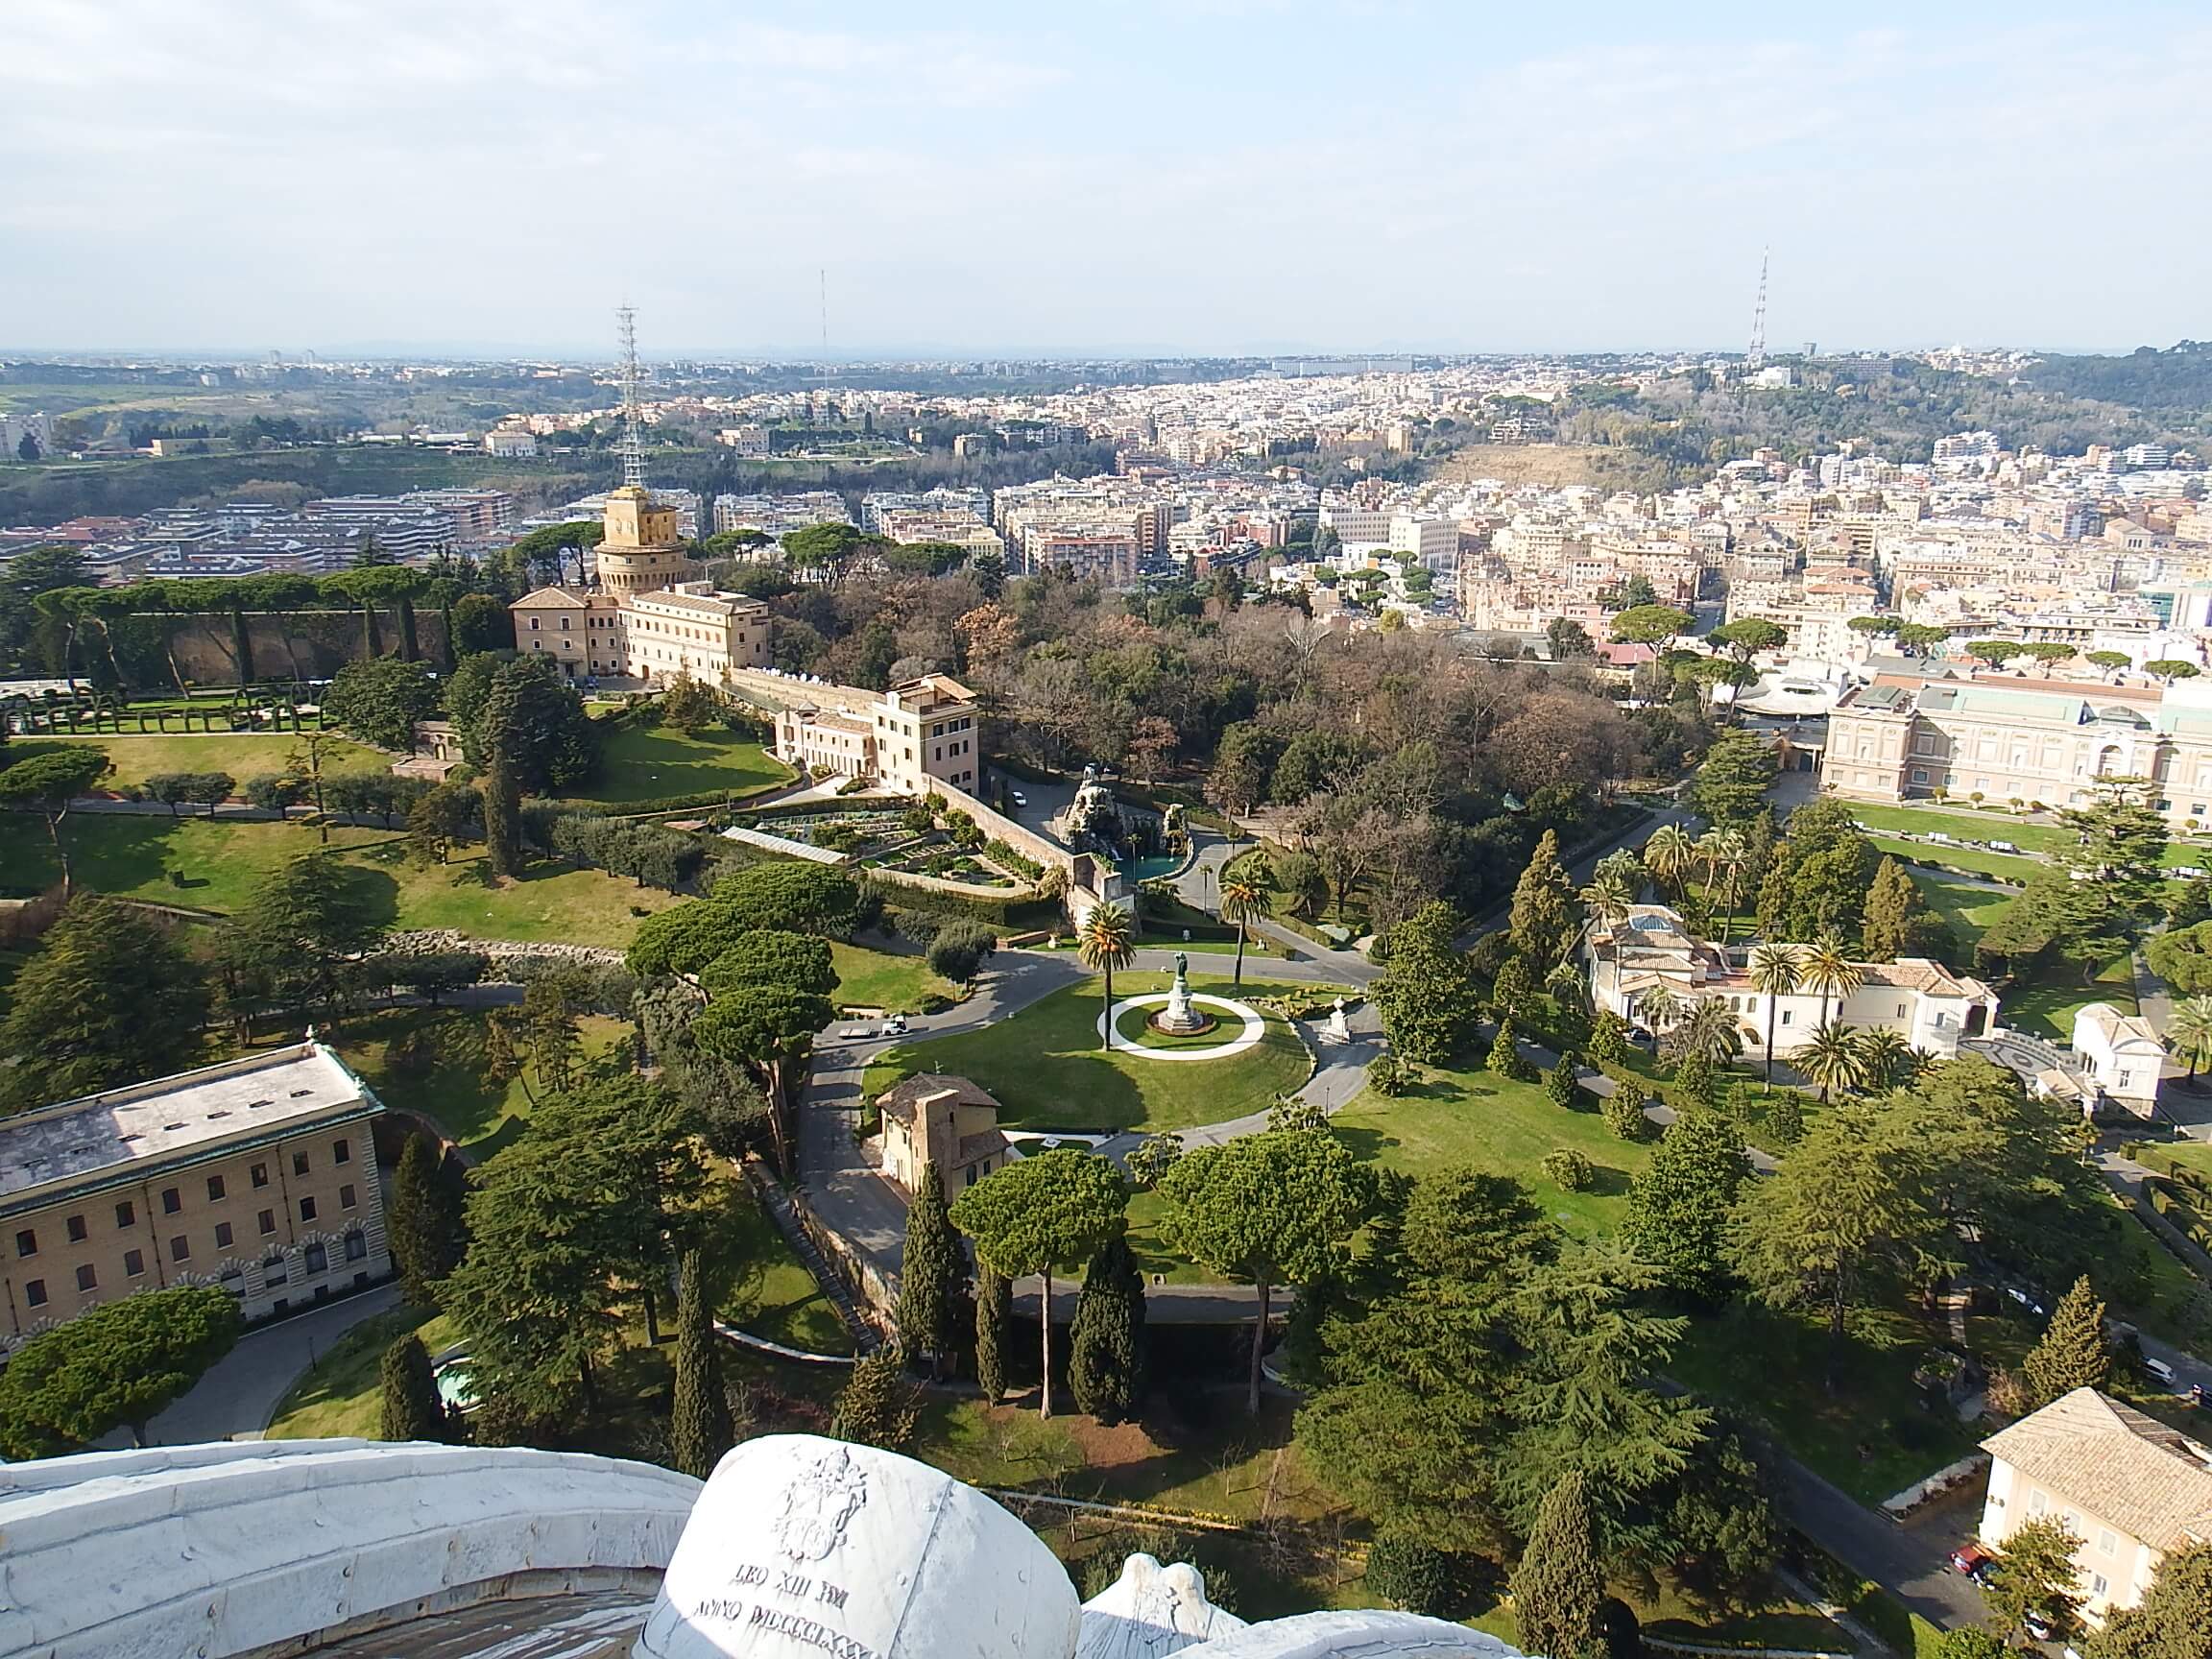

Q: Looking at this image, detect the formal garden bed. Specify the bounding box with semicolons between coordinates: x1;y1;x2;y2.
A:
862;971;1323;1133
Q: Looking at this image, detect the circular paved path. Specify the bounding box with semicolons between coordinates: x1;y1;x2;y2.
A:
1097;993;1266;1060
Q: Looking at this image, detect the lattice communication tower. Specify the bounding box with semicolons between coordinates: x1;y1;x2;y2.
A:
617;303;646;492
1745;248;1769;371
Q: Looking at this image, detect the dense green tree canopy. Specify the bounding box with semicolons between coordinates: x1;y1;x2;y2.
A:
324;656;443;751
0;1285;242;1454
1160;1131;1375;1413
0;896;210;1115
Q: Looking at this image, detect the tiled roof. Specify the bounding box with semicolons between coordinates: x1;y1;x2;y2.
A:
1982;1388;2212;1551
877;1073;1000;1123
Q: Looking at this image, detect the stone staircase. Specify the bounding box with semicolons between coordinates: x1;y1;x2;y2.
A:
746;1166;882;1354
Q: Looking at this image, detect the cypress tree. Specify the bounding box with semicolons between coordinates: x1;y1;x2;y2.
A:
1490;1018;1538;1082
386;1134;468;1302
897;1166;969;1378
1508;830;1581;970
671;1248;733;1479
2023;1275;2112;1407
377;1334;443;1442
974;1263;1011;1403
1860;855;1933;962
833;1344;918;1448
483;749;522;877
1067;1232;1146;1425
1544;1054;1583;1110
1509;1469;1606;1659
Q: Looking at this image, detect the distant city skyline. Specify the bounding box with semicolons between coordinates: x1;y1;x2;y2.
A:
3;1;2207;356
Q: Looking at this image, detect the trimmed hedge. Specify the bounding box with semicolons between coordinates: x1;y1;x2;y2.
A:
878;884;1063;930
2146;1176;2212;1254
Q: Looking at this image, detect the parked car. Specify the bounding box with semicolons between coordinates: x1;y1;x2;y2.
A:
1987;840;2022;854
2024;1611;2056;1642
2144;1356;2178;1388
878;1016;908;1037
1925;832;1958;846
1011;790;1028;808
1950;1544;1993;1581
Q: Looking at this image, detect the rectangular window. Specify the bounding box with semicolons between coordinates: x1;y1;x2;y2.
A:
258;1209;276;1237
206;1174;226;1202
13;1229;35;1258
333;1139;350;1166
215;1221;233;1249
251;1163;269;1189
1781;1010;1793;1025
340;1184;357;1210
24;1279;45;1308
292;1152;310;1177
299;1196;317;1222
169;1235;190;1262
263;1256;287;1286
75;1262;97;1291
2029;1489;2049;1516
2099;1529;2117;1556
65;1214;87;1243
304;1242;328;1275
124;1248;145;1277
345;1232;368;1262
115;1200;135;1228
161;1187;181;1214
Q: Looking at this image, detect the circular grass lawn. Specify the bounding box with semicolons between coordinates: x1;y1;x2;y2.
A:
1114;1003;1225;1048
861;971;1320;1134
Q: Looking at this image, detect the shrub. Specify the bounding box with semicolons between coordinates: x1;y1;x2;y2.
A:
926;921;998;984
1490;1020;1539;1082
243;772;309;812
1366;1052;1409;1096
1763;1093;1805;1145
1602;1083;1654;1141
1364;1530;1463;1616
1541;1147;1595;1190
835;774;871;796
1543;1055;1585;1110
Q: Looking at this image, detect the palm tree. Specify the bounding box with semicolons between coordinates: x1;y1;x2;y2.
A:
1580;870;1634;933
1644;823;1695;904
1218;869;1270;989
1799;1019;1865;1103
2170;995;2212;1079
1594;847;1645;893
1799;932;1864;1028
1710;829;1751;943
1076;902;1137;1052
1746;943;1803;1084
1670;995;1745;1068
1635;982;1682;1038
1545;960;1589;1013
1855;1026;1915;1093
1695;826;1729;901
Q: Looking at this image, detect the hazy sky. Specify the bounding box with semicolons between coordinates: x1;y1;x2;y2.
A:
4;1;2207;358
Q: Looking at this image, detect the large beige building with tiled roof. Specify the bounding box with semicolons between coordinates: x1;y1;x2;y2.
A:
1979;1387;2212;1626
506;480;769;687
511;581;771;687
1826;670;2212;825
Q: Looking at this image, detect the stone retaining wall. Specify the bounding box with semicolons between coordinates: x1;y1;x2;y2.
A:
381;929;626;970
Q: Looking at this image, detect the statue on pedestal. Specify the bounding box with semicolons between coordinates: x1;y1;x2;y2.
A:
1323;997;1351;1046
1154;951;1208;1035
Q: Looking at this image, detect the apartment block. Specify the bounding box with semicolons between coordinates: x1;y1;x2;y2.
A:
1;1043;391;1352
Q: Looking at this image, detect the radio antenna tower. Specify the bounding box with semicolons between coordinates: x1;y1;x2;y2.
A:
616;302;646;492
1745;247;1769;370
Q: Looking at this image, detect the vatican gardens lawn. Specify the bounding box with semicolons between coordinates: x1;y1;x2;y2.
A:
861;971;1328;1134
0;815;683;947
